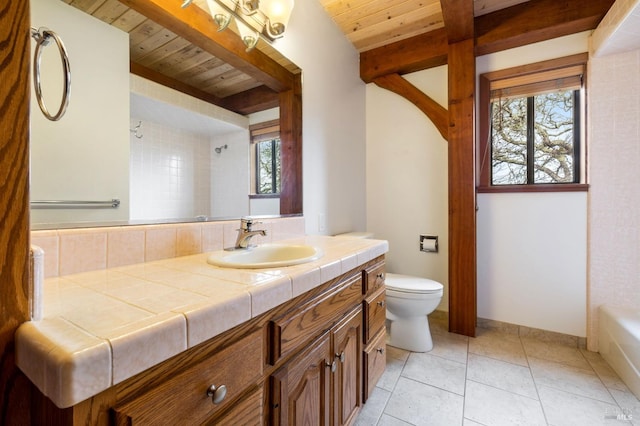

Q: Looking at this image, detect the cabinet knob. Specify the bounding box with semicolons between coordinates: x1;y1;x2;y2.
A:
377;300;385;307
206;384;227;404
326;360;337;373
336;352;345;363
376;348;385;354
376;273;385;280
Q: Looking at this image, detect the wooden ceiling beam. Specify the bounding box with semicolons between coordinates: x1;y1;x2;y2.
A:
120;0;295;93
129;62;236;109
441;0;474;43
475;0;615;56
360;0;613;80
220;85;280;115
360;28;448;83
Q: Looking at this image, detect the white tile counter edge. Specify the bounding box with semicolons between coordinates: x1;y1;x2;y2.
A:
16;236;388;408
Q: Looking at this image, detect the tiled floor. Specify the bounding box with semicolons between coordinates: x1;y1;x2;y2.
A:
356;318;640;426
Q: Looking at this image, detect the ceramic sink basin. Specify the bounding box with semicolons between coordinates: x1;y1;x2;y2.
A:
206;244;323;269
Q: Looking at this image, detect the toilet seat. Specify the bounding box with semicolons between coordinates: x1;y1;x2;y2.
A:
385;273;443;294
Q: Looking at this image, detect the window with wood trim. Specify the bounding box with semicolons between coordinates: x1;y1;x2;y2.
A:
478;54;588;192
250;120;281;196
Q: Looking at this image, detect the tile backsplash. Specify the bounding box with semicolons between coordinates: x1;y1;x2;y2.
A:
31;216;305;278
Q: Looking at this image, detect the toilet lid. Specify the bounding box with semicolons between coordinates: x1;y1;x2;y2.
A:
385;273;443;294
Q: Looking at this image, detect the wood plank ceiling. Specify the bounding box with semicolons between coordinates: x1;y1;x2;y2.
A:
319;0;530;52
64;0;300;115
65;0;537;113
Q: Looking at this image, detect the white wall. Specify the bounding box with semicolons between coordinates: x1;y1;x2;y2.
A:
210;131;251;218
587;47;640;350
30;0;129;225
272;0;367;235
477;193;587;336
476;33;590;337
366;67;450;310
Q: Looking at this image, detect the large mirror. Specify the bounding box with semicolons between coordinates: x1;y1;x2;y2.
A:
29;0;301;229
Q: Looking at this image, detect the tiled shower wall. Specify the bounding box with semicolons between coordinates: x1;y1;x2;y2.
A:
129;119;212;221
31;216;305;278
588;48;640;351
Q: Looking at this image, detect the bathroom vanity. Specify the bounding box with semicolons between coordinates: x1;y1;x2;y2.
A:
18;236;387;425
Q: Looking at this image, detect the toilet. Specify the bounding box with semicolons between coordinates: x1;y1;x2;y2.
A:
385;273;443;352
335;232;444;352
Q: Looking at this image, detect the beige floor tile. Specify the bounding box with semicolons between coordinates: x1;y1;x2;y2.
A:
402;352;467;395
357;323;635;426
467;353;538;399
377;350;408;392
384;377;464;426
521;337;590;370
529;356;616;404
582;349;631;392
608;388;640;423
464;380;547;426
378;414;413;426
355;387;391;426
430;329;469;364
537;385;625;426
469;329;528;366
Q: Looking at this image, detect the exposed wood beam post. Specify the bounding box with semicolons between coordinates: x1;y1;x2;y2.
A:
120;0;295;92
442;0;477;337
0;0;35;422
373;74;448;140
279;74;303;215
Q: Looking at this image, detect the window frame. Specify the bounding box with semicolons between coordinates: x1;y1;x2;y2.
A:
249;119;281;198
478;53;589;193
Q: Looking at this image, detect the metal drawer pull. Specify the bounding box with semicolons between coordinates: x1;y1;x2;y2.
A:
207;384;227;404
336;352;345;363
376;273;384;280
377;300;385;307
376;348;385;354
326;360;337;373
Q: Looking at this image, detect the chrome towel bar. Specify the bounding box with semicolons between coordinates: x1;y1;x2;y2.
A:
31;26;71;121
30;199;120;209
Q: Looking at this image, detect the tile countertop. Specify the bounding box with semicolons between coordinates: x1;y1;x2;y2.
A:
15;235;388;409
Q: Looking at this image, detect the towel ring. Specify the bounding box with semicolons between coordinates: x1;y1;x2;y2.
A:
31;27;71;121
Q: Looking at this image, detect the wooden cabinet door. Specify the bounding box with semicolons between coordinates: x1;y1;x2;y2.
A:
332;308;362;426
270;333;332;426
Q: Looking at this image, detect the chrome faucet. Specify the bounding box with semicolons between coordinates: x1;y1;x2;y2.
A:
232;218;267;249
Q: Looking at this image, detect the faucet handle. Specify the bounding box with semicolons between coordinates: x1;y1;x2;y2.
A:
240;217;262;231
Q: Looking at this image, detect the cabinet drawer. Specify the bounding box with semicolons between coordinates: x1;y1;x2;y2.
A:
363;286;386;344
269;274;362;365
113;331;263;425
211;385;263;426
363;329;386;403
363;262;385;294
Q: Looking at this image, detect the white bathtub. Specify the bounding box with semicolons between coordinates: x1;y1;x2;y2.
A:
599;304;640;398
